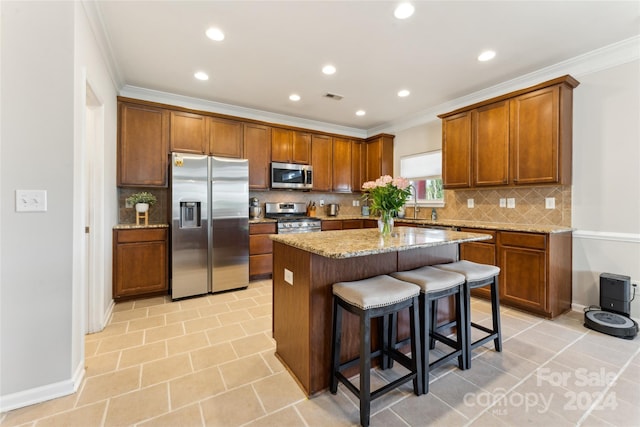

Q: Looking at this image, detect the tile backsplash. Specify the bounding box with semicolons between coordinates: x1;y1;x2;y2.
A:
118;185;571;227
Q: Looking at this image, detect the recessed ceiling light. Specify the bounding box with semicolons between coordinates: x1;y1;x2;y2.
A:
478;50;496;62
322;64;336;75
194;71;209;81
394;3;415;19
356;110;366;116
397;89;410;97
205;27;225;41
289;94;301;101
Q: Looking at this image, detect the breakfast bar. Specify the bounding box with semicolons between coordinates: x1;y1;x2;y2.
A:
270;227;491;396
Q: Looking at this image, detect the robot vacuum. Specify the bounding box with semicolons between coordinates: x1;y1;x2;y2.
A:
584;273;637;340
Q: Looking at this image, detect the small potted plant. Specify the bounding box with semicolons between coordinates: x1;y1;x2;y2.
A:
126;191;157;213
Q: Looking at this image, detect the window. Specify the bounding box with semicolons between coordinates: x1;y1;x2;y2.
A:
400;151;444;207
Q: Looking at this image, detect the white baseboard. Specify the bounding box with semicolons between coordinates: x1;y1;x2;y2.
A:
0;377;76;413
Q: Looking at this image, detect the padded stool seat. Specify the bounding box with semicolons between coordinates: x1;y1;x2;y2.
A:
330;275;422;427
391;266;468;392
433;260;502;368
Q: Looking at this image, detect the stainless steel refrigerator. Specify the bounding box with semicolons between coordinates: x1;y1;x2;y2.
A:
170;153;249;299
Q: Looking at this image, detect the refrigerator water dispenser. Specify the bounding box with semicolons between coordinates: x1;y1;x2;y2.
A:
180;202;201;228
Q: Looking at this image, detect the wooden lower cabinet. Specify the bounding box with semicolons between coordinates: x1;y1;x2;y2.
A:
459;228;497;299
321;220;342;231
249;222;277;279
113;228;168;300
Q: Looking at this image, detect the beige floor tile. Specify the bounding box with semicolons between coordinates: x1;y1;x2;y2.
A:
34;401;107;427
200;385;266;426
231;333;275;358
147;302;182;317
620;362;640;382
183;315;222;334
207;292;238;304
217;309;253;325
294;391;357;426
198;302;231;317
144;323;184;344
132;296;169;309
179;296;212;310
169;366;226;409
103;383;169;427
109;307;149;323
243;406;305;427
252;372;307;413
112;300;134;312
190;342;238;371
167;331;209;356
511;328;573;353
500;337;556;365
467;410;511;426
137;403;203;427
127;315;166;332
218;355;272;388
563;338;632;367
580;413;617;426
76;366;140;406
370;408;413;427
85;322;127;342
429;370;486;419
452;357;520;393
260;350;286;374
84;340;99;358
227;298;259;311
96;331;144;354
390;391;468;427
234;288;263;300
0;393;78;427
247;305;272;318
586;396;640;426
240;316;272;335
206;323;247;343
141;353;193;387
165;308;201;324
252;294;272;306
552;347;621;377
607;376;640;405
529;319;587;342
119;340;167;369
85;352;120;378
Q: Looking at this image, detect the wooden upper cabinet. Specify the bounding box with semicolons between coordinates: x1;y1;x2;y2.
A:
351;140;364;191
365;134;394;182
332;137;352;192
170;111;206;154
244;123;271;189
272;128;311;164
117;101;169;187
311;134;332;191
473;101;510;187
441;112;472;188
208;117;243;158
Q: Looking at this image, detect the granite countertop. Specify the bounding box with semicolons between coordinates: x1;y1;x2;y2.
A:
314;215;572;234
270;227;491;259
249;218;277;224
113;223;169;230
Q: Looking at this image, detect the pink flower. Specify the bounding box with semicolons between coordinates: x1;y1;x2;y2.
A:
392;177;410;189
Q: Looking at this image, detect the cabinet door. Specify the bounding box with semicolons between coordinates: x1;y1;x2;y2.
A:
321;220;342;231
351;141;364;191
292;131;311;164
271;128;292;162
311;134;332;191
208;117;243;158
332;137;352;192
510;86;559;185
442;111;472;188
170;111;206;154
460;241;496;299
474;101;510;186
244;123;271;189
365;135;393;182
498;244;547;314
342;219;363;229
117;102;169;187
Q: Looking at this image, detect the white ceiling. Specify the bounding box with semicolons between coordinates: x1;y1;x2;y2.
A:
96;1;639;132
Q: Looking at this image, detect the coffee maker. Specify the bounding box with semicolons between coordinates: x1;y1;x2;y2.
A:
249;197;262;219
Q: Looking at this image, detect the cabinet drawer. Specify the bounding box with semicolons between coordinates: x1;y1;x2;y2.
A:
250;234;273;255
116;228;167;243
499;231;546;250
250;222;277;235
250;254;273;276
321;220;342;231
460;228;496;243
342;219;363;229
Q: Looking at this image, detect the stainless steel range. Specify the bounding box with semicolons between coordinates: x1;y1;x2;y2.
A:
265;202;321;234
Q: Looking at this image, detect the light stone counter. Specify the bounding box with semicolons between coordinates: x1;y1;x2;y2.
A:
113;223;169;230
270;226;491;259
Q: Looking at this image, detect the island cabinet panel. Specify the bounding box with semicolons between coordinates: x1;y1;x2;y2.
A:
113;228;168;300
473;101;510;187
311;134;332;191
332;137;352;192
170;111;207;154
249;222;276;279
459;228;497;299
208;116;243;158
244;123;272;190
117;101;169;187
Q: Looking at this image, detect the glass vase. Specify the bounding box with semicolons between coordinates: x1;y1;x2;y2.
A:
378;211;394;236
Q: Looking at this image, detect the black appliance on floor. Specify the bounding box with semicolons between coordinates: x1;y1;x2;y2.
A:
584;273;638;339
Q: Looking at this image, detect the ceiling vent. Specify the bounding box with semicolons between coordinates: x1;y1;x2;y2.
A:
323;92;344;101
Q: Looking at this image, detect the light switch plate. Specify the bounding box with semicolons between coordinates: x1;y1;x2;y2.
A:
545;197;556;209
284;268;293;285
499;198;506;208
507;198;516;209
467;198;474;208
16;190;47;212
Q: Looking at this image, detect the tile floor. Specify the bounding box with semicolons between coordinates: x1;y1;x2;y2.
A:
1;279;639;427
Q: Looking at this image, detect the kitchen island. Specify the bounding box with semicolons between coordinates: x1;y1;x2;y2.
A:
270;226;491;396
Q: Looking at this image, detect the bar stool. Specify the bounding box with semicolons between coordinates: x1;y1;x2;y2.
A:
433;260;502;368
330;275;422;427
390;266;468;392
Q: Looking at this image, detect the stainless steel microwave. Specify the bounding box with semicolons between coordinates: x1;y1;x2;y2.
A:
271;162;313;190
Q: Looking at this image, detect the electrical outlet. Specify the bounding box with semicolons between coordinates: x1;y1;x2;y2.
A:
284;268;293;285
507;198;516;208
16;190;47;212
319;200;325;207
499;198;506;208
545;197;556;209
467;198;474;208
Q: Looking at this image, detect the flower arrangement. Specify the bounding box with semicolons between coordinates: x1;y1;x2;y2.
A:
126;191;157;207
362;175;412;234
